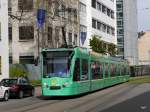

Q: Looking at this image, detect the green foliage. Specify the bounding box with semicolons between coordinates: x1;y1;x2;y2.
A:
89;35;118;55
107;43;118;56
30;80;41;86
9;65;29;78
89;35;106;54
129;76;150;83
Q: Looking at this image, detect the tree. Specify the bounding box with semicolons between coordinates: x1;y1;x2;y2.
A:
89;35;107;54
138;31;145;38
107;43;118;56
90;35;118;56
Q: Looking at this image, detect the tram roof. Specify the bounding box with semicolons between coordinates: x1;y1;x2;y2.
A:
42;47;128;63
42;48;74;52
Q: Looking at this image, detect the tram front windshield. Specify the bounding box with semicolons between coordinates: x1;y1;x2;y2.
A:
43;51;73;78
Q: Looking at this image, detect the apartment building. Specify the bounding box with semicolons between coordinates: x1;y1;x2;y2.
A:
116;0;138;65
9;0;79;64
138;31;150;65
0;0;9;80
79;0;116;47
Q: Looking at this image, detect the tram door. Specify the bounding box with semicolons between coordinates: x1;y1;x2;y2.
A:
73;58;90;92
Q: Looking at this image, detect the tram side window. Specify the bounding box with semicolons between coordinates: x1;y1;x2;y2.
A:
105;63;109;78
81;59;88;80
126;67;130;75
116;64;120;76
120;65;124;76
123;65;127;75
100;63;103;79
110;64;115;77
73;58;80;81
91;61;99;80
118;64;121;76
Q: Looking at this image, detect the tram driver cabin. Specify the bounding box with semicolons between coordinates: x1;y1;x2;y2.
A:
41;47;130;96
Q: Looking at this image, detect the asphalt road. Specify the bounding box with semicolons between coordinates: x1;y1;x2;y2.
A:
0;83;150;112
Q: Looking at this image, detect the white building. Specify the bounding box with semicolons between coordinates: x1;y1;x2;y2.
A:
116;0;138;65
79;0;116;47
0;0;9;80
9;0;79;64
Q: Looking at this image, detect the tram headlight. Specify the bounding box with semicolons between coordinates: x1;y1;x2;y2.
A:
63;82;69;87
43;83;48;88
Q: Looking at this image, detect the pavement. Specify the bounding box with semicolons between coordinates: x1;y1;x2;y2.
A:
0;83;150;112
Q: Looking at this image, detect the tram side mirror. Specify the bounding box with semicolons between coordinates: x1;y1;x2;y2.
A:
42;52;46;57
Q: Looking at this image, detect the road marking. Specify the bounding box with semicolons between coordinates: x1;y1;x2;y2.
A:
140;105;147;110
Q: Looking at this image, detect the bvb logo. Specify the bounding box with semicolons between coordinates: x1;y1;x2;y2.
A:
51;79;57;86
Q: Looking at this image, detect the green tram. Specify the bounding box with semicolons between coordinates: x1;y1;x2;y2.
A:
41;47;130;96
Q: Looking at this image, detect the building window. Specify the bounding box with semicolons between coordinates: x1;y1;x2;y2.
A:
117;12;123;18
80;2;86;13
117;20;123;27
117;29;124;35
74;10;78;23
102;24;106;32
9;56;13;64
59;5;65;17
8;0;12;13
9;26;12;41
107;8;111;17
19;26;34;40
0;56;1;74
48;27;53;42
68;32;72;45
111;28;115;36
19;56;34;64
97;2;102;11
97;21;101;30
92;0;96;8
117;4;123;10
18;0;33;11
92;19;97;29
102;5;106;14
55;27;60;42
74;34;78;46
107;26;111;34
111;11;114;19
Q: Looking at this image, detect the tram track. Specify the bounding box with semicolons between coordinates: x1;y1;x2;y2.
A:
2;97;65;112
85;84;140;112
65;83;140;112
2;83;149;112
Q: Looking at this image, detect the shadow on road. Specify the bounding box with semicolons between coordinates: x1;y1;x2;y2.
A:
100;91;150;112
36;83;129;101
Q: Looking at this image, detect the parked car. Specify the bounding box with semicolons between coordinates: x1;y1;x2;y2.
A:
0;81;9;101
0;77;34;99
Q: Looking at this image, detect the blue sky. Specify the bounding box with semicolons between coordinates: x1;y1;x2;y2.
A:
137;0;150;31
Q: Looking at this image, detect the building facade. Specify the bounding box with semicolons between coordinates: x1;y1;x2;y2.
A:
116;0;138;65
9;0;79;64
0;0;9;80
79;0;117;47
138;31;150;65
